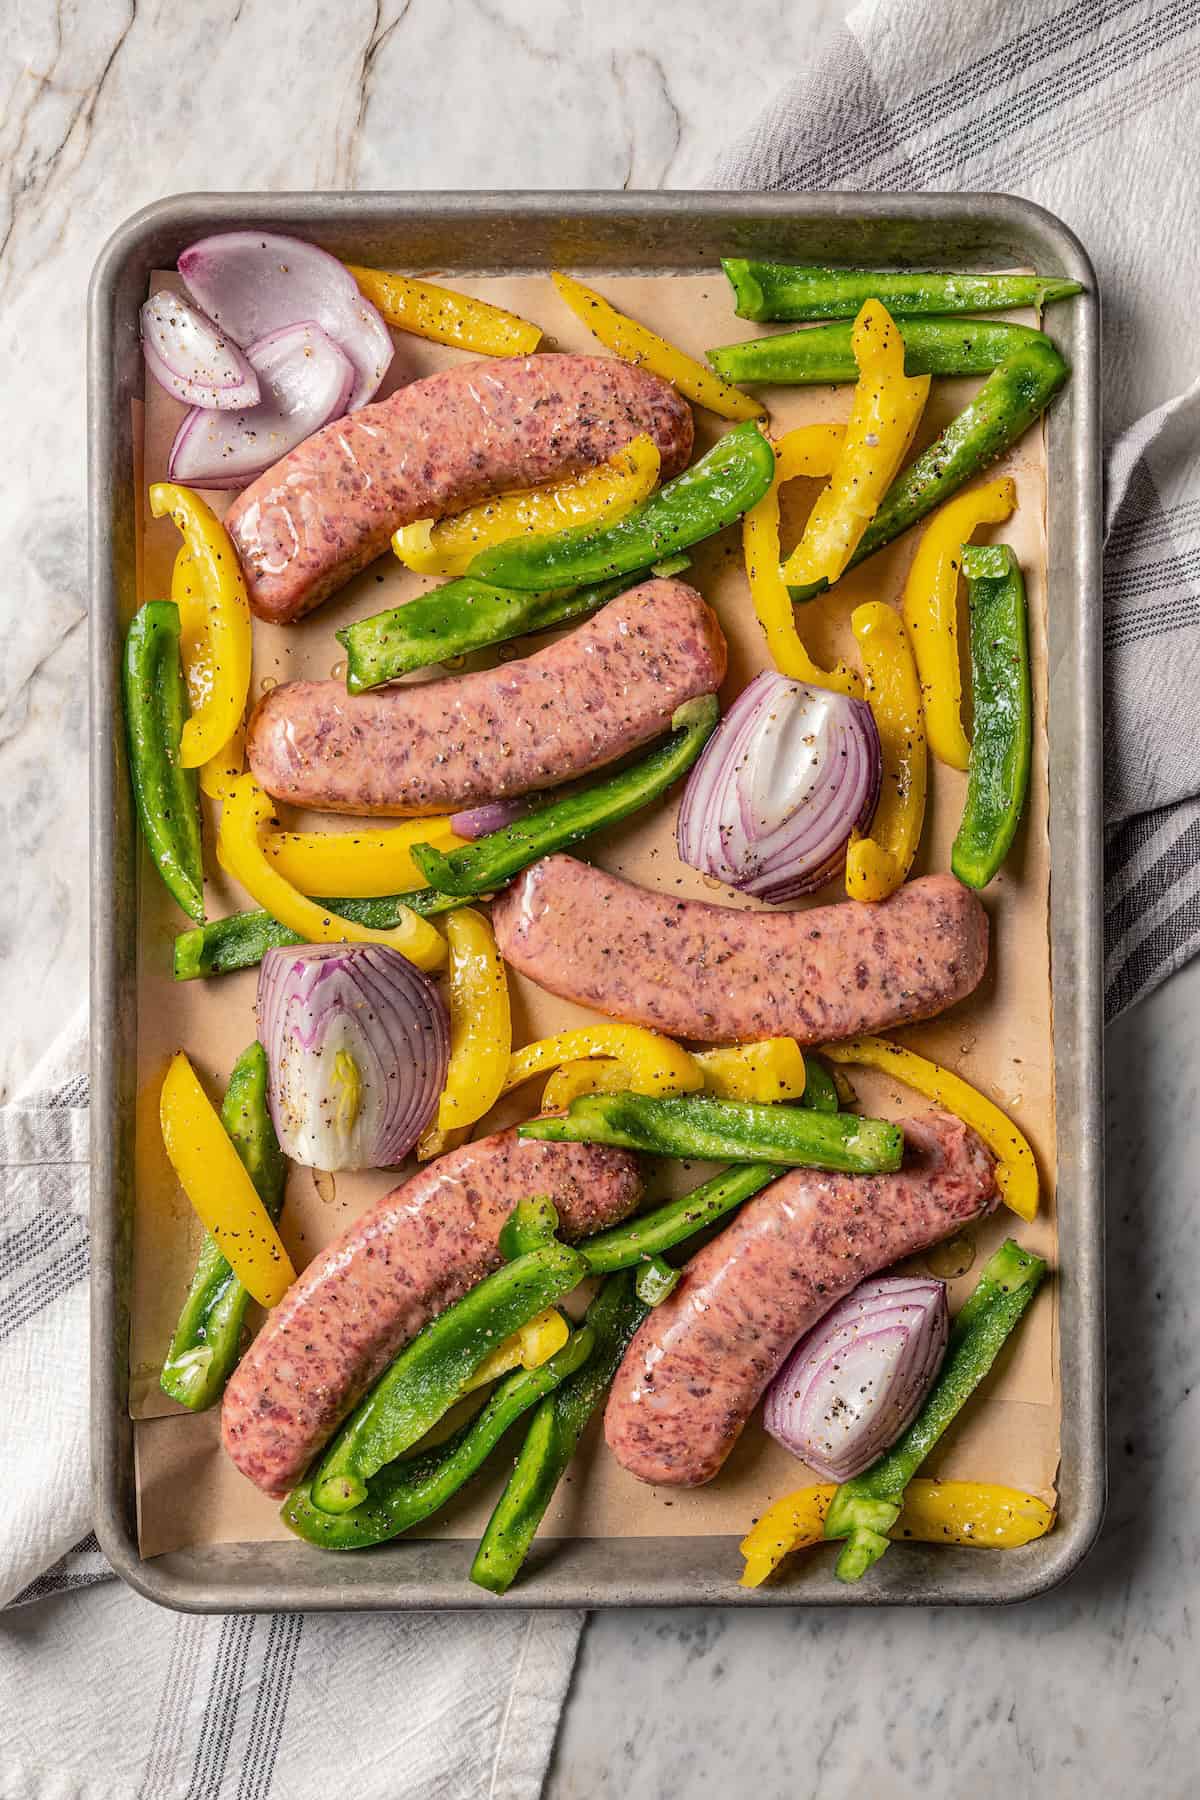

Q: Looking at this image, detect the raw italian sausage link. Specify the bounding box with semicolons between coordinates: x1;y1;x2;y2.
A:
225;354;694;622
246;578;726;815
492;855;988;1045
604;1112;998;1487
221;1131;642;1496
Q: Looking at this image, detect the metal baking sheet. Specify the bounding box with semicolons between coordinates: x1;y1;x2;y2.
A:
89;191;1104;1612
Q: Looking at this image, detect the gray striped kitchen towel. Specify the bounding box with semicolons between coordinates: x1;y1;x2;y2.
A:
710;0;1200;1020
0;1015;581;1799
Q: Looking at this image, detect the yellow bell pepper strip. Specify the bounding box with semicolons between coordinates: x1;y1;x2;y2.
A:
502;1025;703;1103
149;482;252;771
262;817;465;899
393;434;661;578
541;1058;625;1112
171;546;249;801
171;547;208;711
216;774;446;972
900;477;1018;771
739;1478;1054;1587
780;300;931;591
740;1484;834;1588
159;1051;296;1309
437;908;512;1132
416;1121;471;1163
536;1039;809;1111
461;1309;570;1396
690;1039;808;1104
159;1042;285;1410
844;602;927;902
541;1042;813;1112
551;270;764;422
825;1061;857;1109
892;1479;1054;1548
346;265;543;356
820;1035;1039;1221
743;425;861;698
198;719;246;802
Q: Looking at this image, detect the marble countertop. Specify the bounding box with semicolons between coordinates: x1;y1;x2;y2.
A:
5;0;1196;1791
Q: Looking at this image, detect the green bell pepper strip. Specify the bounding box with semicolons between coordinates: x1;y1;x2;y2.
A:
823;1238;1048;1582
310;1240;588;1515
799;1055;839;1114
944;1235;1041;1344
159;1042;286;1411
172;885;465;981
650;553;692;579
577;1059;834;1276
498;1195;559;1260
950;545;1032;890
123;601;205;922
280;1326;596;1551
466;421;777;592
470;1272;649;1594
521;1092;903;1175
786;336;1069;602
706;317;1051;388
336;571;644;694
719;260;1082;323
409;696;719;897
634;1255;680;1307
580;1163;776;1274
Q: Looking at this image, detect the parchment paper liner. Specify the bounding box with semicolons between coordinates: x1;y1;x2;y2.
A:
129;272;1058;1557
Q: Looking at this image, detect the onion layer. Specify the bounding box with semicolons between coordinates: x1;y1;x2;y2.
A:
257;943;448;1171
676;670;881;901
449;797;535;839
140;291;260;409
169;322;354;489
179;231;393;411
764;1276;948;1481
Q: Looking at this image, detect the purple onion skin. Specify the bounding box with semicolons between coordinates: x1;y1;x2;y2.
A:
676;671;882;904
178;230;393;411
450;796;533;839
763;1276;948;1482
139;291;261;410
167;322;354;489
256;943;448;1172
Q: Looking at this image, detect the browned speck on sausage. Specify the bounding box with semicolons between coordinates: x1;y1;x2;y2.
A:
221;1131;642;1497
225;354;694;622
605;1112;998;1487
245;579;726;815
492;856;988;1044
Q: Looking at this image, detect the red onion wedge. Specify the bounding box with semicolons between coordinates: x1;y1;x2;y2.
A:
257;943;448;1172
676;670;881;902
179;231;393;411
140;291;260;409
168;322;354;489
450;797;535;839
764;1276;948;1482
